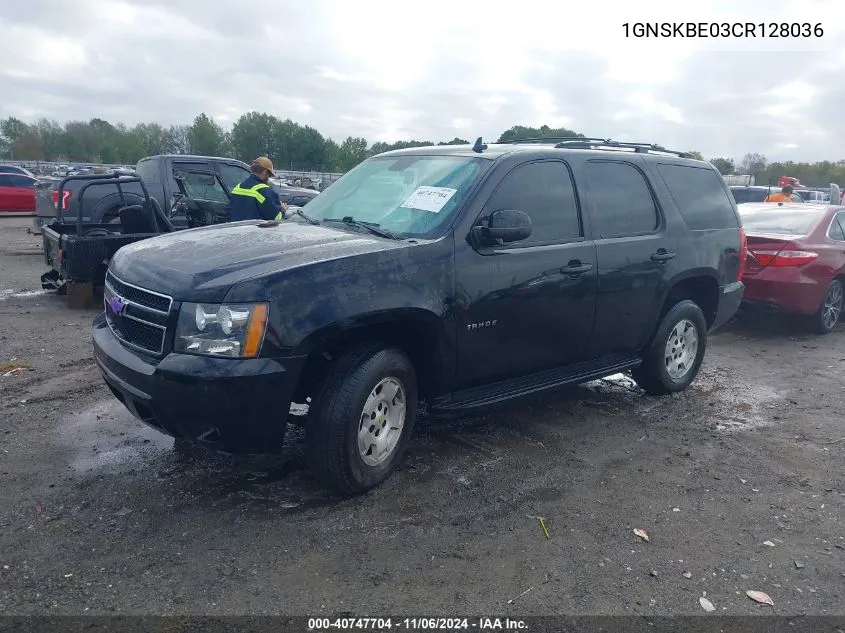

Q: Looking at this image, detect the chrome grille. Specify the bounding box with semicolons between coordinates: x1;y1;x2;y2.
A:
105;270;172;313
104;273;173;356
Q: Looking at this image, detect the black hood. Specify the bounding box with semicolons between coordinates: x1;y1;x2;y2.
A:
109;220;405;302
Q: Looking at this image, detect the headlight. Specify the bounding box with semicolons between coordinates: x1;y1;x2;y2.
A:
175;302;268;358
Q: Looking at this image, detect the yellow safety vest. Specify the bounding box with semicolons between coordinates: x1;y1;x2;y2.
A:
231;182;285;220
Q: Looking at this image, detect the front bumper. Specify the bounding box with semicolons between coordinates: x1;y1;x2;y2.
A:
712;281;744;330
93;313;306;453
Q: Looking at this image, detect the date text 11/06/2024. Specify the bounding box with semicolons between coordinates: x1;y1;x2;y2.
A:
307;618;528;631
623;22;824;38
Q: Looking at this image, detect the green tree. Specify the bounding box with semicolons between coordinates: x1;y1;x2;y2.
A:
296;125;328;171
164;125;190;154
187;113;226;156
231;111;279;162
740;152;767;177
687;151;704;161
323;138;340;172
132;123;169;157
112;123;146;163
710;157;735;175
34;119;64;161
336;136;369;171
497;124;584;143
1;117;42;159
1;117;30;144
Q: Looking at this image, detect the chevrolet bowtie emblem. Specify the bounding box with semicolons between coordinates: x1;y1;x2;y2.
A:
107;296;126;314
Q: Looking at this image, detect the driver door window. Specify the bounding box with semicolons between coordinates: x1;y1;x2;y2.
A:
218;164;251;191
484;161;582;246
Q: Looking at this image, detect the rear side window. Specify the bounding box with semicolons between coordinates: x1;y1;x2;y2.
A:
0;174;13;186
829;213;845;241
658;164;738;230
172;161;211;181
584;161;659;237
135;159;159;184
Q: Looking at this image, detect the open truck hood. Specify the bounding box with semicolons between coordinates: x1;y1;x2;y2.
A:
109;220;405;303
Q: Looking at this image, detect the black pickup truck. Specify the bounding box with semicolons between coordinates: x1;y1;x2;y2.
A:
40;169;235;306
92;137;746;494
33;154;252;234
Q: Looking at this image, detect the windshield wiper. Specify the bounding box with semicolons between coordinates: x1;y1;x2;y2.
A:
323;216;398;239
289;207;320;225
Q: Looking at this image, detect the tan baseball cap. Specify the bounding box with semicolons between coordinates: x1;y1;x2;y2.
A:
252;156;275;176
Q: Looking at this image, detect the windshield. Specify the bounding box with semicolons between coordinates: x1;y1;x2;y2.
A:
739;207;825;235
300;155;488;237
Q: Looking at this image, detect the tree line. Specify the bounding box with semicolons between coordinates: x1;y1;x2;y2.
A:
0;116;585;173
708;153;845;188
2;114;842;185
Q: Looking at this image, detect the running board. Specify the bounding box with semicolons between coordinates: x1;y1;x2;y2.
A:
430;353;642;412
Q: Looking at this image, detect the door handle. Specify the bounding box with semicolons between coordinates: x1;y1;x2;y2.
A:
651;250;676;262
562;262;593;275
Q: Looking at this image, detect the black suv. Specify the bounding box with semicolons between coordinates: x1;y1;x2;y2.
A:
92;137;746;494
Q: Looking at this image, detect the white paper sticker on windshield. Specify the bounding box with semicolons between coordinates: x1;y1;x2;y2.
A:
400;186;457;213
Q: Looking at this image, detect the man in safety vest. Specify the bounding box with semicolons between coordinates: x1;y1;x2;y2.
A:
229;156;286;221
763;184;802;203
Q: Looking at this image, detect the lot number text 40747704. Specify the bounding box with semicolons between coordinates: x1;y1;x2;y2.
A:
307;618;528;631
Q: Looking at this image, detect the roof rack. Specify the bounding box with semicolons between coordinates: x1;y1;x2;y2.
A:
496;137;693;158
497;136;605;145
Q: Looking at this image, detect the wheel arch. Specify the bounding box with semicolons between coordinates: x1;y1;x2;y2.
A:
292;308;452;402
657;270;721;330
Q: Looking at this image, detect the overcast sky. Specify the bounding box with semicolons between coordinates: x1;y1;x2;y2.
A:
1;0;843;162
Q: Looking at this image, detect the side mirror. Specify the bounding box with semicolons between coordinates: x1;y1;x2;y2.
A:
474;209;532;246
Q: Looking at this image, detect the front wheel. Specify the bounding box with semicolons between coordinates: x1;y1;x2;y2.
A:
632;300;708;396
306;344;417;495
812;278;843;334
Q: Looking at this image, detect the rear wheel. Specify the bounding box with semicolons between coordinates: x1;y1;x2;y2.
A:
306;343;417;495
632;300;708;395
812;279;843;334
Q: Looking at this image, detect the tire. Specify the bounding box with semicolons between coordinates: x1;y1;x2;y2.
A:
306;343;417;495
632;300;708;396
812;278;843;334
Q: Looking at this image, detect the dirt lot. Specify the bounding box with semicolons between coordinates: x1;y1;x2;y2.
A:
0;216;843;617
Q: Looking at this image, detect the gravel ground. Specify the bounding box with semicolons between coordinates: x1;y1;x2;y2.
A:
0;216;843;617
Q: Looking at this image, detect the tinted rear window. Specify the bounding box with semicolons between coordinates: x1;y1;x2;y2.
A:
730;187;769;204
135;159;159;184
738;207;825;235
657;163;738;229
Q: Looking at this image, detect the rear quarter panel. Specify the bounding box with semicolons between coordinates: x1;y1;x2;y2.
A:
639;159;743;319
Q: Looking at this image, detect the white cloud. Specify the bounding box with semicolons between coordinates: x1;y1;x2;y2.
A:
1;0;844;161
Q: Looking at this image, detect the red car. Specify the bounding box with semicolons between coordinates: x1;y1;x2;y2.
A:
0;173;37;216
738;202;845;333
